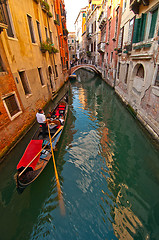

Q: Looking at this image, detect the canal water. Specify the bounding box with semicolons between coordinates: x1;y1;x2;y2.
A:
0;69;159;240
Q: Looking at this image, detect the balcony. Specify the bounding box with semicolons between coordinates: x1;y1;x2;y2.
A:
99;18;106;30
0;3;8;33
97;42;106;53
130;0;149;14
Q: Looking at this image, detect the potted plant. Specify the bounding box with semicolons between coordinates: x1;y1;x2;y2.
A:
40;42;48;53
40;0;49;12
54;19;59;25
48;11;53;18
52;46;58;54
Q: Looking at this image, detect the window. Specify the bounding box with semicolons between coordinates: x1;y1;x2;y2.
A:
148;8;158;39
56;14;60;25
125;64;129;84
136;64;144;78
38;67;45;86
122;0;127;13
68;40;70;43
133;8;158;43
91;23;93;33
110;52;113;63
36;21;42;43
50;31;53;43
0;55;5;72
118;27;124;49
94;41;96;52
91;43;93;52
72;39;74;43
27;15;36;43
117;62;120;79
19;71;31;95
108;19;111;43
45;27;48;41
114;9;119;40
128;18;135;44
3;93;21;120
94;21;96;32
155;65;159;86
55;65;58;78
2;2;15;38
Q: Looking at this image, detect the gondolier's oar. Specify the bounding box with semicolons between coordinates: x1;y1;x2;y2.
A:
18;126;63;178
47;123;65;216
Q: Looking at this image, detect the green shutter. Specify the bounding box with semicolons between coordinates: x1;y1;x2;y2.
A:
132;18;141;43
149;8;158;39
140;13;147;41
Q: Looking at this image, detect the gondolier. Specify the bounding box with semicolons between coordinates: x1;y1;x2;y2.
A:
15;92;68;192
36;108;47;138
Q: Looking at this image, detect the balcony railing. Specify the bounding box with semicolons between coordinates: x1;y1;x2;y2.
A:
97;42;106;53
0;2;8;32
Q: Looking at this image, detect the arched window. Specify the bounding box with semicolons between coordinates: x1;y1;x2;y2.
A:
136;64;144;78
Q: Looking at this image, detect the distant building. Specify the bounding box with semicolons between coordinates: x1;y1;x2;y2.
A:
68;32;76;64
75;7;88;63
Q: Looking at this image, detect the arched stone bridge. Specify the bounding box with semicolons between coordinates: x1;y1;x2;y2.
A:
70;64;101;76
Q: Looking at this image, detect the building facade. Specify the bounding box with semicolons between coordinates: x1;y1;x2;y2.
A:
115;0;159;139
68;32;76;64
74;7;87;63
0;0;69;158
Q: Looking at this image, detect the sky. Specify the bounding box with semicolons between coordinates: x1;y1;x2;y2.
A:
64;0;88;32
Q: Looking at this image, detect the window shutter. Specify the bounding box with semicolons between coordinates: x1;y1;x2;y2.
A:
140;13;147;41
149;9;158;39
132;18;141;43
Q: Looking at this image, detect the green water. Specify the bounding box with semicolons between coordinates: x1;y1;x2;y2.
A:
0;69;159;240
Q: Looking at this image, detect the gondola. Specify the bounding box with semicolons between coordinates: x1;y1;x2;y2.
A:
15;93;68;192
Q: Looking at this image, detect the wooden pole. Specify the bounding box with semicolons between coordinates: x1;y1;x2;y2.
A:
47;124;65;216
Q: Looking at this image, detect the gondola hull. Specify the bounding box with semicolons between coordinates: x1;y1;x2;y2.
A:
15;93;68;192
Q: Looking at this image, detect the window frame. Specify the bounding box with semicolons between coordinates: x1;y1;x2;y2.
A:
36;20;42;43
38;67;45;86
2;2;16;38
2;92;22;120
18;70;32;96
27;14;36;43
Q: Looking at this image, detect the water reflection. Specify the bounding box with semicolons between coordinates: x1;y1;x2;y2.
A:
0;69;159;240
74;69;159;239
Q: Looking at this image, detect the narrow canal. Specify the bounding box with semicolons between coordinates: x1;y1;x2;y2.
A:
0;69;159;240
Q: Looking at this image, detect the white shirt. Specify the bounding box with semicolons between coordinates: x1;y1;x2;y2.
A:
36;112;46;124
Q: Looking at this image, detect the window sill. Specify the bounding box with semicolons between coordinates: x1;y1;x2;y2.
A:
152;86;159;97
10;110;22;121
26;93;32;98
0;71;8;76
7;36;18;41
32;42;38;46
